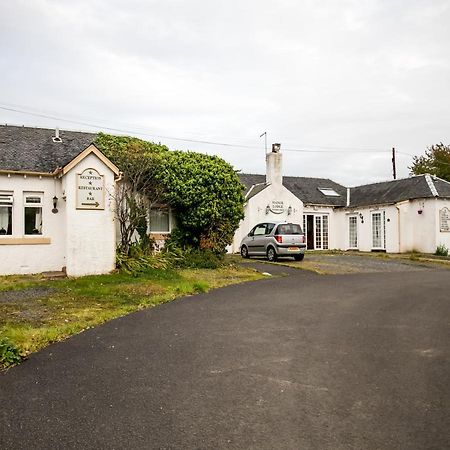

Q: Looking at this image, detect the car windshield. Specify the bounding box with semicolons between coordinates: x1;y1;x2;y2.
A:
276;224;303;235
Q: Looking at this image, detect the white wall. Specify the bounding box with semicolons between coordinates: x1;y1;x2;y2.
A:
62;152;116;276
231;183;303;253
0;174;66;274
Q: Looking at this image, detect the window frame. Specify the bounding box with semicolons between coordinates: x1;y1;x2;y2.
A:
0;194;13;236
23;192;44;236
148;206;172;234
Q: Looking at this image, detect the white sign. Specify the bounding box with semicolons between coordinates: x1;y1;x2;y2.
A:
76;168;105;210
270;200;284;214
440;207;450;232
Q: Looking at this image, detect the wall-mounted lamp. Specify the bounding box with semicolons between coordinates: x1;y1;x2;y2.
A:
359;213;364;224
265;205;270;215
418;209;423;215
287;206;292;215
52;195;59;214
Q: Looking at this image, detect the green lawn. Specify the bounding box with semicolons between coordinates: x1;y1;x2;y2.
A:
0;262;262;368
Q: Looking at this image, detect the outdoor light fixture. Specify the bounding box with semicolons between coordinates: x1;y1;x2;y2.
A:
359;213;364;223
265;205;270;215
287;206;292;215
52;195;59;214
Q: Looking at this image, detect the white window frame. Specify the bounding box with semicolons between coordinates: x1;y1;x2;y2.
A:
0;193;13;236
24;192;44;236
148;206;172;234
304;213;329;250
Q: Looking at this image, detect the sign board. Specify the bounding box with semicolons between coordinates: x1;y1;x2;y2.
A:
270;200;284;214
440;207;450;232
76;168;105;210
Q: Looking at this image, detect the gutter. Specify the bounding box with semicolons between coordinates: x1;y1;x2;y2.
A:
0;169;58;178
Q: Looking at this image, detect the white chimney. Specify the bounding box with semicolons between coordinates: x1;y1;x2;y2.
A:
266;143;282;185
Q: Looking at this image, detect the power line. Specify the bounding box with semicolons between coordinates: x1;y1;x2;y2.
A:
0;103;403;155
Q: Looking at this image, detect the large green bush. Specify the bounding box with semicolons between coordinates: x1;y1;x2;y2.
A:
95;134;245;254
157;151;245;252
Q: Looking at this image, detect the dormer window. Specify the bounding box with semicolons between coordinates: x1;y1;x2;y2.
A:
318;187;340;197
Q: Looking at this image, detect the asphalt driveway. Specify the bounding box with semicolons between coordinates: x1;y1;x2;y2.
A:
1;261;449;449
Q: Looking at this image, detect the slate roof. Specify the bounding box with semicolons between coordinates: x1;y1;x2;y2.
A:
239;173;347;206
0;125;96;173
349;175;450;207
239;173;450;208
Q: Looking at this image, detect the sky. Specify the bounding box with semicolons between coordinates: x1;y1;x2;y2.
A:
1;0;449;186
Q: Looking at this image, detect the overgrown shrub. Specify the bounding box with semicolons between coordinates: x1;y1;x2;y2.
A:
175;248;224;269
435;244;449;257
0;337;22;368
116;243;175;276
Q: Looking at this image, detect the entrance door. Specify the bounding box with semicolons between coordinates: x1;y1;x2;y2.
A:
348;215;358;249
304;214;329;250
372;212;385;250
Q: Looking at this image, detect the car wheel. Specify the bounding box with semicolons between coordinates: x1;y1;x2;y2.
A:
267;247;278;262
294;254;305;261
240;245;249;259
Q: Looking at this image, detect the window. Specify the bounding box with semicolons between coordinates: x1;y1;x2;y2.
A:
266;223;276;234
149;207;170;233
24;194;43;235
0;194;13;235
276;223;303;235
349;216;358;248
253;224;267;236
318;187;340;197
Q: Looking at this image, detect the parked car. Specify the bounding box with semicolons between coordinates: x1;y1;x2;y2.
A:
240;222;306;261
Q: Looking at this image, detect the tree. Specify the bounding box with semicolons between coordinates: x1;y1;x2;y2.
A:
95;133;168;255
156;151;245;253
409;143;450;181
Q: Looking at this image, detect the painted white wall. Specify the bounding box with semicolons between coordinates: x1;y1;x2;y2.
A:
231;183;303;253
62;152;116;277
0;174;66;274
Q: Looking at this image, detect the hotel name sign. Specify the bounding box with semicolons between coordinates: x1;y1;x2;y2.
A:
76;168;105;210
270;200;285;214
440;207;450;232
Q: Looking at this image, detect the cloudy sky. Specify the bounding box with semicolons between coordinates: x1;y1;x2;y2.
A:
1;0;449;185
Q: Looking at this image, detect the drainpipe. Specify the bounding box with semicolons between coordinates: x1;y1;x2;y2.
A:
346;188;350;207
395;204;401;253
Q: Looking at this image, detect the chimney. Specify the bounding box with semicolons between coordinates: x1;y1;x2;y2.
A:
266;143;282;185
52;127;62;143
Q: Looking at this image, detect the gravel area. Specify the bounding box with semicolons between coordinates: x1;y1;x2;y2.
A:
0;287;55;303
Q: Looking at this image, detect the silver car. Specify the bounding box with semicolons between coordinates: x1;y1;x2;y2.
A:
240;222;306;262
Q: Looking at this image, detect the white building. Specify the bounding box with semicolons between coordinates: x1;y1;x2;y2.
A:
232;144;450;255
0;125;120;276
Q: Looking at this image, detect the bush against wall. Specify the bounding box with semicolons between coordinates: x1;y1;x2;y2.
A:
157;151;245;253
95;134;245;255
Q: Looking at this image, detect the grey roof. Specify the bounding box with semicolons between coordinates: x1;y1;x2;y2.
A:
349;175;450;207
239;173;347;206
0;125;96;173
239;173;450;208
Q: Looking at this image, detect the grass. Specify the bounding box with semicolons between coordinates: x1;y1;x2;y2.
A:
0;261;262;369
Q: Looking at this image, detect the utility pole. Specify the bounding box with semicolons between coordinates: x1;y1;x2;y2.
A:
260;132;267;154
392;147;397;180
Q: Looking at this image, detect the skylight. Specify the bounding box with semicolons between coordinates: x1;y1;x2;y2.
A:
318;187;340;197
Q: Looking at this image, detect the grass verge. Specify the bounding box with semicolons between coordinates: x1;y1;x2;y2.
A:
0;262;262;369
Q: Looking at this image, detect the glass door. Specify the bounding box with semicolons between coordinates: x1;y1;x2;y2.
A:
348;215;358;249
372;212;385;249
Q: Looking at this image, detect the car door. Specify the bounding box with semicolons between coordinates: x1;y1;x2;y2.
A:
251;223;268;255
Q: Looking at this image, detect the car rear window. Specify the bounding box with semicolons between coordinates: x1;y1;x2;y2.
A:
276;224;303;235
